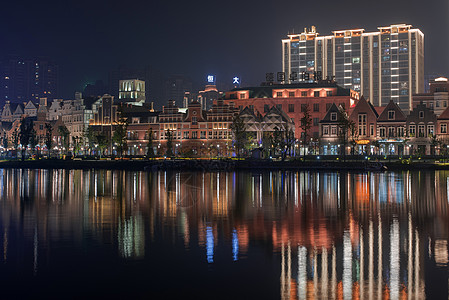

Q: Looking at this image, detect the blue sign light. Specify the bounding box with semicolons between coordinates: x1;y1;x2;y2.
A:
233;76;240;85
207;75;215;83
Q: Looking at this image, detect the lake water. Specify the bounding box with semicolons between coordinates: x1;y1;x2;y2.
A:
0;169;448;299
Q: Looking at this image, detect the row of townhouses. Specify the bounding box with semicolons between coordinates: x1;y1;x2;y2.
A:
1;77;449;156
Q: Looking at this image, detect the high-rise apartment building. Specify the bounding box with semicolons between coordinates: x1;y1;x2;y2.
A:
0;56;59;104
282;24;424;112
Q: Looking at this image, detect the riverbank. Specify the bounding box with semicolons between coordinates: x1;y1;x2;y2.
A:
0;158;448;171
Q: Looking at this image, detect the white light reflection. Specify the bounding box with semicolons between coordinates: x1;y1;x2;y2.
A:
343;231;352;300
390;218;399;299
298;245;307;300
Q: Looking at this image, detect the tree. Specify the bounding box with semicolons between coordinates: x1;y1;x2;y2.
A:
112;115;129;158
45;123;53;157
19;118;34;161
273;126;286;159
300;104;312;156
84;125;96;155
230;115;247;158
96;133;109;158
12;129;19;152
2;135;8;150
285;123;295;158
262;132;274;158
29;127;38;156
58;125;70;155
72;136;83;156
165;129;174;157
337;110;356;161
146;128;155;158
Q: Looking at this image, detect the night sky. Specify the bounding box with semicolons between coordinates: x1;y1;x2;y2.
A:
0;0;447;98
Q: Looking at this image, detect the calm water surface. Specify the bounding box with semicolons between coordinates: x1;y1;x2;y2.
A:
0;169;448;299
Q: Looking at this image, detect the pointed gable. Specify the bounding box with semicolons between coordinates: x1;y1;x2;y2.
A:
24;100;37;110
438;105;449;120
239;106;260;132
377;100;407;122
349;96;379;120
13;104;24;115
320;103;344;123
262;105;294;131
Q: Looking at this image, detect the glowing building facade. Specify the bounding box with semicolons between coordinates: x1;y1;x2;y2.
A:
282;24;424;112
118;79;146;104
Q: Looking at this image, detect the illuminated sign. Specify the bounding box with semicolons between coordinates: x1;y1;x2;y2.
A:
207;75;215;83
233;77;240;85
356;140;370;145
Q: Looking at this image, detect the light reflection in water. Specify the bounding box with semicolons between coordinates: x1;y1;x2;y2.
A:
0;169;447;297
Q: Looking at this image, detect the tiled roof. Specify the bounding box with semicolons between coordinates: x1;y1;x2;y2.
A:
377;100;407;122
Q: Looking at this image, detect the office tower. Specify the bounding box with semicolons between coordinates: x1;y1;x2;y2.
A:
282;24;424;112
0;56;60;104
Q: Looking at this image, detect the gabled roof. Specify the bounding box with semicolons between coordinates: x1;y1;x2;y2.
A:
24;100;37;109
239;106;259;120
377;100;407;122
349;96;379;119
263;105;293;123
438;105;449;120
320;103;345;123
13;103;24;114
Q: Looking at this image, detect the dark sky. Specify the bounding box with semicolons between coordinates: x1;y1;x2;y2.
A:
0;0;447;98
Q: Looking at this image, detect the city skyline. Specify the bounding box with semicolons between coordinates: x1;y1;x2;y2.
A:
0;0;447;99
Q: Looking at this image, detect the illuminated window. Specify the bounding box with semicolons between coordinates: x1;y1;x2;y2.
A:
418;125;425;137
409;125;416;136
331;126;337;135
388;110;395;120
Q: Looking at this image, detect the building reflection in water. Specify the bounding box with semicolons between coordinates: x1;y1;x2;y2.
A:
0;169;448;297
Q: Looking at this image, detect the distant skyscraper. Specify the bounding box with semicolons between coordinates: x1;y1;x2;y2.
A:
282;24;424;112
0;56;59;104
164;75;193;107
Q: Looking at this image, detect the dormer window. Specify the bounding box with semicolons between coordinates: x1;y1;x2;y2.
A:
388;110;395;120
419;111;424;118
330;112;337;121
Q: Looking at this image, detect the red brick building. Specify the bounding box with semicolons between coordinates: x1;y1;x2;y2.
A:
157;99;237;157
222;82;359;140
